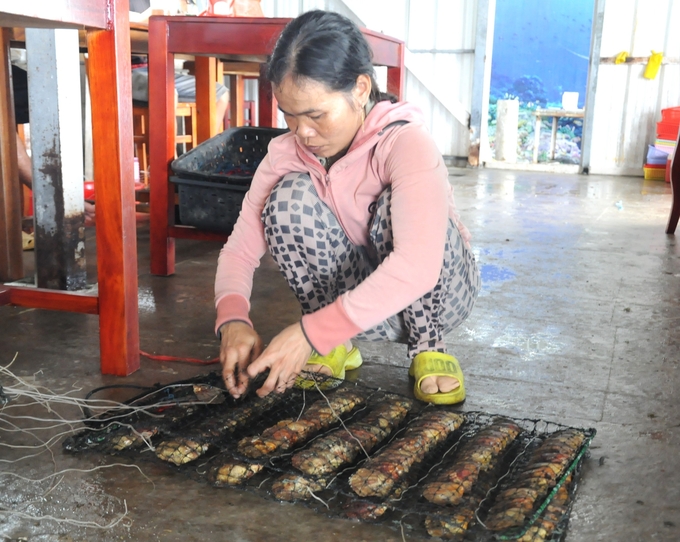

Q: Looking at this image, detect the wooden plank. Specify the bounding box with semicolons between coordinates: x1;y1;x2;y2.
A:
86;2;140;375
550;117;558;161
0;28;23;282
386;42;405;100
7;286;98;314
0;2;108;30
534;109;585;119
195;56;217;143
164;17;288;57
220;61;261;76
229;74;245;127
363;32;403;68
600;56;680;65
149;17;177;277
533;116;541;164
258;63;277;127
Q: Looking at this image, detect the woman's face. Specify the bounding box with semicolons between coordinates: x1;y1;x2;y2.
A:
274;74;371;159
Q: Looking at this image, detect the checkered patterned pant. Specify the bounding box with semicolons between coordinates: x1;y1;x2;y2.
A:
262;173;480;358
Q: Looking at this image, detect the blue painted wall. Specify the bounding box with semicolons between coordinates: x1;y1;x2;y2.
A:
490;0;594;108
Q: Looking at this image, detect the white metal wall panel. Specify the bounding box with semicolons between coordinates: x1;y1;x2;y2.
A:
261;0;363;21
260;0;300;17
261;0;478;157
347;0;478;157
341;0;409;40
588;0;680;175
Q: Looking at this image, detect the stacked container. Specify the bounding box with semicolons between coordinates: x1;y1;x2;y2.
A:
645;107;680;181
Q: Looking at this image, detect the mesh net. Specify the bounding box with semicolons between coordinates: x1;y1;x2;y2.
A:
64;372;596;541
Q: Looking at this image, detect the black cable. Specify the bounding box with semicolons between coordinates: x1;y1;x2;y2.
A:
82;384;154;422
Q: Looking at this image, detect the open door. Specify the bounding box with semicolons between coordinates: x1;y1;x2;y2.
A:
483;0;596;170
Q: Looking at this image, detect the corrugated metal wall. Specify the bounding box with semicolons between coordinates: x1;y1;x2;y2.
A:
345;0;478;158
261;1;679;174
260;0;479;158
587;0;680;175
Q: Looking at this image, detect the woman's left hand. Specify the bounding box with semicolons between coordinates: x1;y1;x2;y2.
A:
247;322;313;396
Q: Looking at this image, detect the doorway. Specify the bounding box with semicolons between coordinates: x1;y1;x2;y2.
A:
485;0;595;167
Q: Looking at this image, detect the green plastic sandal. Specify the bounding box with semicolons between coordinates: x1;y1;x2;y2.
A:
409;351;466;405
295;345;363;390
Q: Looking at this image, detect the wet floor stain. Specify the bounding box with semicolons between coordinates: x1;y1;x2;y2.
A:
138;287;157;313
481;263;516;283
492;324;566;361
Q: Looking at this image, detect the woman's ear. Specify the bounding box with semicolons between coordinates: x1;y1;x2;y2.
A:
353;74;372;107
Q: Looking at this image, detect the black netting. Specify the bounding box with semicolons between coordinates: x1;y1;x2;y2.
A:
64;372;595;541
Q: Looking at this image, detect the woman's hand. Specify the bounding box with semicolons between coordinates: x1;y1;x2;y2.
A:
219;321;263;399
247;322;313;397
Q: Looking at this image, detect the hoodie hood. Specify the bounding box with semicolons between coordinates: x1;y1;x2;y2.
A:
292;100;428;171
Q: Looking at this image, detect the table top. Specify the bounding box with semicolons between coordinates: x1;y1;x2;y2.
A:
10;22;150;54
533;108;585;118
0;1;108;30
149;15;404;68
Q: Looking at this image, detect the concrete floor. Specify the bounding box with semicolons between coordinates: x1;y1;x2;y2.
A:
1;168;678;541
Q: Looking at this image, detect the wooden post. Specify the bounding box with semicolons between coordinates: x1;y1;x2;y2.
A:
216;60;224;131
229;73;245;127
195;56;217;142
550;116;558;161
0;28;23;282
86;0;140;375
386;42;405;101
258;63;277;127
533;114;542;163
149;16;177;277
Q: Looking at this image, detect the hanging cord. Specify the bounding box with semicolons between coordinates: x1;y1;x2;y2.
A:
139;350;219;365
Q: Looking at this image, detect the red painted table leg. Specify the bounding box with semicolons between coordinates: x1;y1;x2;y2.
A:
87;3;140;375
195;56;217;143
0;28;23;282
149;17;176;276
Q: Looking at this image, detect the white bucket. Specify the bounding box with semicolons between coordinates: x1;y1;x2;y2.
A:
562;92;579;110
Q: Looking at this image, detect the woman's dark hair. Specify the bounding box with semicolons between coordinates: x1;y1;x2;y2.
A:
267;10;394;104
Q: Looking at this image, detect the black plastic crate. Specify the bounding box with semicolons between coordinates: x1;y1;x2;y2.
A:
171;126;288;184
170;126;288;233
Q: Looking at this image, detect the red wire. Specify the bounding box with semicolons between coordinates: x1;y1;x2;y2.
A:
139;350;220;365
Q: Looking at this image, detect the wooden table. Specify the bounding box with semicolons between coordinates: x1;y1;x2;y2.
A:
0;2;139;376
533;108;585;163
148;16;406;276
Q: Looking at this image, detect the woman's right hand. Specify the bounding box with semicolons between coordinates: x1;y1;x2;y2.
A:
219;321;263;399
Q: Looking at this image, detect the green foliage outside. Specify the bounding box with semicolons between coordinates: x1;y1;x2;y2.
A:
488;76;583;164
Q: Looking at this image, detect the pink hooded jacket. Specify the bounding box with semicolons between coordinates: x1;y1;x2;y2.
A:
214;100;471;354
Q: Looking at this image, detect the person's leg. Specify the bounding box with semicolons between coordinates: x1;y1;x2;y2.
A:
263;172;372;314
262;172;372;373
263;176;480;387
16;134;32;190
357;186;480;393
